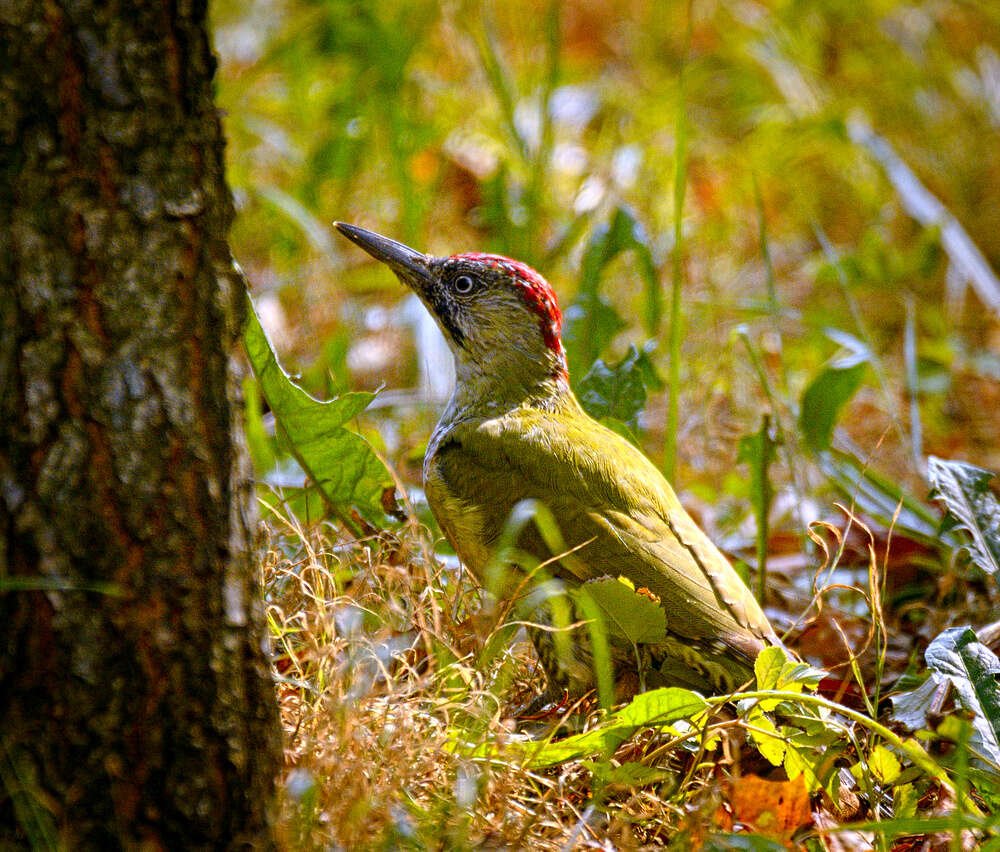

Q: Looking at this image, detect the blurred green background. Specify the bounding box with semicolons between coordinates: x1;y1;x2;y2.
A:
215;0;1000;533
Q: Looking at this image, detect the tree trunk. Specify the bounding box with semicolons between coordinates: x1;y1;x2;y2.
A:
0;1;281;847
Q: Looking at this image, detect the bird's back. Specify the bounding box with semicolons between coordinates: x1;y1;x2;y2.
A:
424;394;779;696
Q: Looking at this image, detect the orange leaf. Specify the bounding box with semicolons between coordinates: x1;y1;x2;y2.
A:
719;774;812;846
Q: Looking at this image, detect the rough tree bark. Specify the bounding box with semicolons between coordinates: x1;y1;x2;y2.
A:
0;0;281;847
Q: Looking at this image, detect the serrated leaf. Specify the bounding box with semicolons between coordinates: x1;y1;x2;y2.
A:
745;705;786;766
576;345;654;429
782;741;824;793
524;687;706;767
776;660;827;692
799;361;867;453
616;687;708;727
869;745;902;784
924;627;1000;769
754;647;824;711
926;456;1000;581
244;293;392;522
755;646;786;692
578;576;667;645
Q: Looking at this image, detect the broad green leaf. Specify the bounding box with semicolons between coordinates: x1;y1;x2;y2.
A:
586;761;673;788
799;361;867;453
578;206;661;334
526;723;635;767
244;293;392;522
578;577;667;646
894;783;919;819
889;675;942;731
775;660;826;692
525;687;707;767
754;647;824;710
923;627;1000;769
576;345;659;431
616;687;708;727
754;646;786;692
927;456;1000;582
242;375;276;474
564;206;661;375
744;705;785;765
869;745;902;784
782;740;824;793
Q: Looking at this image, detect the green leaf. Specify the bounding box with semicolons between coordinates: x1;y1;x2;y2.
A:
744;704;785;765
524;687;707;767
525;723;636;767
586;760;673;788
889;675;942;731
737;416;777;602
869;745;902;784
576;345;655;429
798;360;867;453
783;740;824;793
243;293;392;523
561;293;627;379
242;375;276;474
578;206;661;334
616;687;708;727
923;627;1000;769
927;456;1000;582
578;576;667;646
894;782;919;819
753;646;825;710
754;646;786;692
562;207;661;375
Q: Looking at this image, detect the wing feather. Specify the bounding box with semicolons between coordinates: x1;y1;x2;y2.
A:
427;405;778;659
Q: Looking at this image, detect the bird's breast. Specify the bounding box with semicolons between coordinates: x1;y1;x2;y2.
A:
423;441;492;580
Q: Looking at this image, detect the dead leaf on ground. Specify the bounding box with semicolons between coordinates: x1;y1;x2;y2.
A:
715;774;812;847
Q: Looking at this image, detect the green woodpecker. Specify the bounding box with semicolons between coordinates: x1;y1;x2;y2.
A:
335;222;780;699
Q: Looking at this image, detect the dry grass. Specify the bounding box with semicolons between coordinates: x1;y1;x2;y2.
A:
260;487;997;850
260;508;739;850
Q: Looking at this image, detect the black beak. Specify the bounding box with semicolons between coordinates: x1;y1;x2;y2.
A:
334;222;432;286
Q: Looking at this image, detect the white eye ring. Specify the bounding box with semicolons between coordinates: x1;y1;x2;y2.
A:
454;275;475;294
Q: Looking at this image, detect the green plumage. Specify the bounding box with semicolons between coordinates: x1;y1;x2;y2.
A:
425;393;780;698
332;222;782;701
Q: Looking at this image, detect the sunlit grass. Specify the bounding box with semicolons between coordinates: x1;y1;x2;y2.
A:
261;509;756;849
260;501;997;849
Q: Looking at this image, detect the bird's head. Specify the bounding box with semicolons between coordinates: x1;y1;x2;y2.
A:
335;223;568;399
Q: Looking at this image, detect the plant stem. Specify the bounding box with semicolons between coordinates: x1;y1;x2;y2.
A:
711;690;982;817
664;0;693;481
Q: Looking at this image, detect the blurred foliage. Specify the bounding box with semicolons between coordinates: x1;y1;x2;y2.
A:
216;0;1000;512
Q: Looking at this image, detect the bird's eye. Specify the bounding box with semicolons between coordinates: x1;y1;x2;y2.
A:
453;275;475;294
